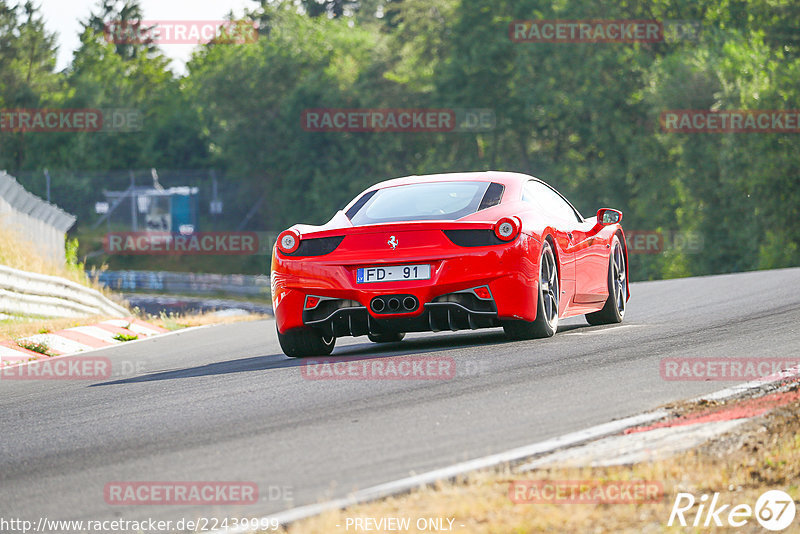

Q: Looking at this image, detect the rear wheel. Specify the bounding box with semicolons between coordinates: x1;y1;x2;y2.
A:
586;235;626;325
503;240;559;340
277;327;335;358
367;332;406;343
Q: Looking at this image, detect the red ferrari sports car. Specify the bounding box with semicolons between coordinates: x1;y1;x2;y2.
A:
271;171;629;357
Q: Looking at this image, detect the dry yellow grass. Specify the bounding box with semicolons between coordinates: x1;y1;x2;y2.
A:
0;223;127;346
267;394;800;534
149;311;271;330
0;220;105;288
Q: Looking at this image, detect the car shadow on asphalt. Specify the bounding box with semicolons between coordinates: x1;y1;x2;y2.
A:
89;355;305;386
91;321;596;386
334;329;509;356
333;321;594;356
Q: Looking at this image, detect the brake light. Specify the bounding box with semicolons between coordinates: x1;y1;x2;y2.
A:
277;229;301;254
494;217;520;241
304;295;321;309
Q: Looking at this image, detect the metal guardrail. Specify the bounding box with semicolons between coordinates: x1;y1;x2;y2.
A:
94;270;271;298
0;265;129;318
0;171;77;264
123;294;273;316
0;171;76;232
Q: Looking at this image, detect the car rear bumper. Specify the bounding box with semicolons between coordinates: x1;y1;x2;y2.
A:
302;299;502;338
271;237;542;335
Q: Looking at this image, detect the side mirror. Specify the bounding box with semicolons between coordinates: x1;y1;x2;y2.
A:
596;208;622;225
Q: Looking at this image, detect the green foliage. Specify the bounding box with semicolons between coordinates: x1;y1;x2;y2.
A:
0;0;798;281
65;237;80;267
17;339;50;355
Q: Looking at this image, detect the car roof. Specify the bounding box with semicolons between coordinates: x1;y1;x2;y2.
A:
341;170;585;223
338;171;562;221
365;171;535;192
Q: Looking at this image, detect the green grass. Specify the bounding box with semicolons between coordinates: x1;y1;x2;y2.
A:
17;340;51;355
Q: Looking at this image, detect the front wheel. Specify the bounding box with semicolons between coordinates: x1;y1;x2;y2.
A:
586;235;627;325
503;240;559;340
277;327;335;358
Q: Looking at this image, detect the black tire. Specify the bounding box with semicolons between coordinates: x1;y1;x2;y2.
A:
503;240;559;340
586;235;627;325
277;326;335;358
368;332;406;343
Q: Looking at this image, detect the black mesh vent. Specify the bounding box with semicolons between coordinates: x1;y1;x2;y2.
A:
345;190;377;220
286;236;345;256
478;182;505;210
443;229;504;247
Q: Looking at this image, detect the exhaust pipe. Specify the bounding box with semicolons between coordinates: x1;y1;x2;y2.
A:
371;294;417;314
371;298;385;313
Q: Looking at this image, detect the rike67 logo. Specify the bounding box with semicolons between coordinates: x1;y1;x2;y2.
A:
669;490;796;531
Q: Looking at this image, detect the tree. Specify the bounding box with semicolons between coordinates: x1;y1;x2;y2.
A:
0;1;62;170
83;0;156;61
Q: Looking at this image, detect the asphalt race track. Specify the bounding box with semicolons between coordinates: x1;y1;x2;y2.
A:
2;268;800;528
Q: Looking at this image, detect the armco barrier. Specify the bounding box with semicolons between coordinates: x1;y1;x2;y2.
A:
0;265;128;318
0;171;76;264
95;270;270;298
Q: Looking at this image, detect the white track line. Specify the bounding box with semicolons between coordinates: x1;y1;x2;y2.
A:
694;364;800;402
516;419;748;470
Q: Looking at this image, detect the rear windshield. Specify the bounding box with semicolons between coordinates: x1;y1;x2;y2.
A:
347;181;499;226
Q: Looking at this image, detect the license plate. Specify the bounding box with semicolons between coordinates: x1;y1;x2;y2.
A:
356;264;431;284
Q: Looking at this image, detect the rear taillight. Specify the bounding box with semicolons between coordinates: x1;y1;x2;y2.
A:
277;229;300;254
494;217;520;241
279;235;345;257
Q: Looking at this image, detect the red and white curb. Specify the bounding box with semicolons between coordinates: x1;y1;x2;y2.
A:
518;367;800;470
0;317;169;367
